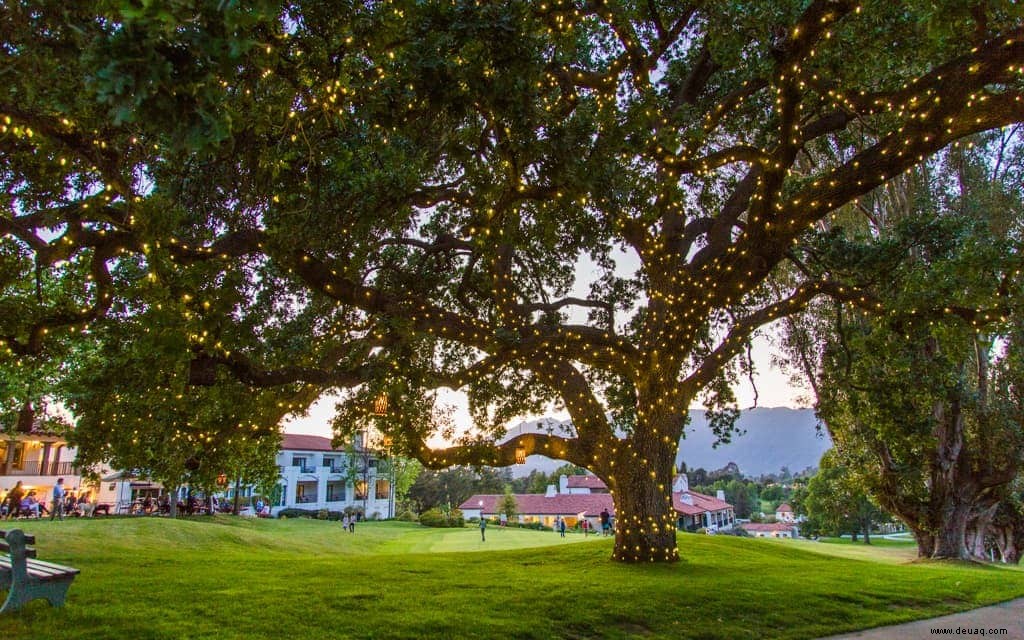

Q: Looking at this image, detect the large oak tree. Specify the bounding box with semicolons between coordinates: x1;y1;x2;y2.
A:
2;1;1023;561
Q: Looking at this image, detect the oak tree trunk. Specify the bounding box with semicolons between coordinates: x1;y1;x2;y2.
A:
606;433;679;563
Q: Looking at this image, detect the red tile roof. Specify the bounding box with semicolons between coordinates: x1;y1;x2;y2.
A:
672;491;733;516
776;503;794;513
566;475;607;490
459;493;615;517
462;488;733;518
740;523;796;533
281;434;340;452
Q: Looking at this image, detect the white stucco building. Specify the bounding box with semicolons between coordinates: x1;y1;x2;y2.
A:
775;503;796;522
273;434;392;518
461;473;735;532
0;426;95;509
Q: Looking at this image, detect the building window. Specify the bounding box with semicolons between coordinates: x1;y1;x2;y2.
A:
292;456;309;472
11;443;24;470
375;479;390;500
354;481;368;501
296;483;317;503
326;483;346;502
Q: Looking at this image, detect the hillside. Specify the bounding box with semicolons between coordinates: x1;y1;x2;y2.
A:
506;407;830;478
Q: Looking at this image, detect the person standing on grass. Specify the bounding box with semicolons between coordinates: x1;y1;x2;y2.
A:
50;478;65;521
559;517;566;538
600;509;610;536
342;513;350;532
479;516;487;542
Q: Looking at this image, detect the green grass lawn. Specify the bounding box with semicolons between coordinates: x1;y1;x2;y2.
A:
2;517;1023;640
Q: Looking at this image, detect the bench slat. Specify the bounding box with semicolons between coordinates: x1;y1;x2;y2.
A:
0;543;36;558
0;557;78;581
26;558;79;575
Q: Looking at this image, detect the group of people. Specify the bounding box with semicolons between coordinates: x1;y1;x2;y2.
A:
1;478;85;520
341;513;357;532
550;510;612;538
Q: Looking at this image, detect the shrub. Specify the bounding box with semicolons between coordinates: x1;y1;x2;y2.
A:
276;508;318;519
395;510;418;522
277;508;345;521
419;508;465;528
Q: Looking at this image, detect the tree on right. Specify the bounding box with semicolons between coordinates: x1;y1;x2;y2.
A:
783;130;1024;560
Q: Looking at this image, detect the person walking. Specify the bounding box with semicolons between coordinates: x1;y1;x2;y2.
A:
600;508;610;536
342;513;350;532
559;517;567;538
5;481;25;520
479;516;487;542
50;478;65;521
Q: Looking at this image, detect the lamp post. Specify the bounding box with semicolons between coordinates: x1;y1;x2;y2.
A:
382;435;394;519
372;394;394;519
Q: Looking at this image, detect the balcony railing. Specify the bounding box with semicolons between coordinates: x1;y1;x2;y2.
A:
0;460;78;477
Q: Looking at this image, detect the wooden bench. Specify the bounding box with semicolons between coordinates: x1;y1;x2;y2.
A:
0;529;79;613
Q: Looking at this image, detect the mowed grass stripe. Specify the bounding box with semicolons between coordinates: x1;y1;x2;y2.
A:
0;518;1021;639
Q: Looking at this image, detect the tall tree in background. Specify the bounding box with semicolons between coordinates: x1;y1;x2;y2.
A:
500;486;519;523
801;449;887;543
782;132;1024;559
2;1;1023;562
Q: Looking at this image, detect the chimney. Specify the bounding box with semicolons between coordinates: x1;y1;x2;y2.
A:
716;490;726;501
545;484;557;498
672;474;688;493
559;475;569;495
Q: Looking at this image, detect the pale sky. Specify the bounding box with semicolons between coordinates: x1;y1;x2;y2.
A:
283;331;810;439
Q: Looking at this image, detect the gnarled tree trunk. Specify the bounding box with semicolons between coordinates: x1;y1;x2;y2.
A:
605;425;680;563
931;498;974;559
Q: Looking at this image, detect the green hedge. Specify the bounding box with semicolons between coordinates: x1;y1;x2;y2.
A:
418;508;464;528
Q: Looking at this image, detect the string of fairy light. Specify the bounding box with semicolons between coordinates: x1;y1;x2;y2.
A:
1;1;1023;560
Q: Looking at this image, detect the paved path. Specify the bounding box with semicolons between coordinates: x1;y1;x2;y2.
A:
817;598;1024;639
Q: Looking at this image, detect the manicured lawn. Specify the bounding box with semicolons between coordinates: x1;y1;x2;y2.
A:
817;535;917;547
2;517;1023;639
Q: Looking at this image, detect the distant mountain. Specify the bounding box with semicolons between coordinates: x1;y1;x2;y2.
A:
504;407;830;478
676;407;830;477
